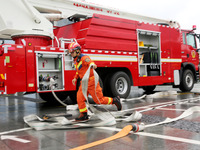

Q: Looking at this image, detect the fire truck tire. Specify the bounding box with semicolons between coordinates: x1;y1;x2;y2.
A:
180;69;194;92
39;91;68;104
69;91;77;104
98;77;104;91
109;71;131;98
69;78;80;104
103;74;112;97
141;85;156;93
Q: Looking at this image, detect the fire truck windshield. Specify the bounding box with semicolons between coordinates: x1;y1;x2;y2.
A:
186;33;197;48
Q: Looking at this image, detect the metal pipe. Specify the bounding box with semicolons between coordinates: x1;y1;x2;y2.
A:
22;0;41;24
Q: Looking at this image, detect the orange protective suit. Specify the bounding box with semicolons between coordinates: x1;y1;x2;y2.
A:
74;54;113;113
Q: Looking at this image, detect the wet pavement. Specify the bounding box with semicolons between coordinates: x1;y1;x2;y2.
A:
1;84;200;150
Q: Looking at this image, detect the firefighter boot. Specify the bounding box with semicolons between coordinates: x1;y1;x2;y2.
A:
113;96;122;111
75;112;89;122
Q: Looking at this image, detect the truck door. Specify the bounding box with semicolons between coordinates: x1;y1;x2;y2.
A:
184;32;199;68
160;26;171;83
0;45;26;94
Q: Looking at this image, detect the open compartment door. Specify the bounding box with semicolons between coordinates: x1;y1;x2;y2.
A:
35;52;65;92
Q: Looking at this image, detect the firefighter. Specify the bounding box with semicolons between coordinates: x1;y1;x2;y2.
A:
68;42;122;121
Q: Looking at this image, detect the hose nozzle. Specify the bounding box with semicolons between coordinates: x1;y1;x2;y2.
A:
132;123;145;132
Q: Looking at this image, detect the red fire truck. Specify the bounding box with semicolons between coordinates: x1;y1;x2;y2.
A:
0;0;199;103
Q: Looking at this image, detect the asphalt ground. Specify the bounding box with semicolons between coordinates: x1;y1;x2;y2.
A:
1;84;200;150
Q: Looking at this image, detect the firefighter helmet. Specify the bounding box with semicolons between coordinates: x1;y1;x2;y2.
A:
68;42;81;53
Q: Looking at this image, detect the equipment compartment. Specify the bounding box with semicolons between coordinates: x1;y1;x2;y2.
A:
137;30;161;77
36;52;64;91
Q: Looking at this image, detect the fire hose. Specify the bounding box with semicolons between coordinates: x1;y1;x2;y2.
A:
24;63;200;149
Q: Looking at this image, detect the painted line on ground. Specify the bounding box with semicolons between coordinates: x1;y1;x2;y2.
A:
0;128;31;136
136;132;200;145
183;103;200;106
119;97;200;113
1;135;31;143
96;126;200;145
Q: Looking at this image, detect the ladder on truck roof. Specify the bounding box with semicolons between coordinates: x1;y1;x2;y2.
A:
28;0;179;28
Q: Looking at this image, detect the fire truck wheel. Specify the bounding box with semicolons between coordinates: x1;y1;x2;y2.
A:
180;69;194;92
103;74;112;96
39;91;68;104
141;85;156;93
110;71;131;98
69;91;77;104
99;77;104;91
69;78;81;104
